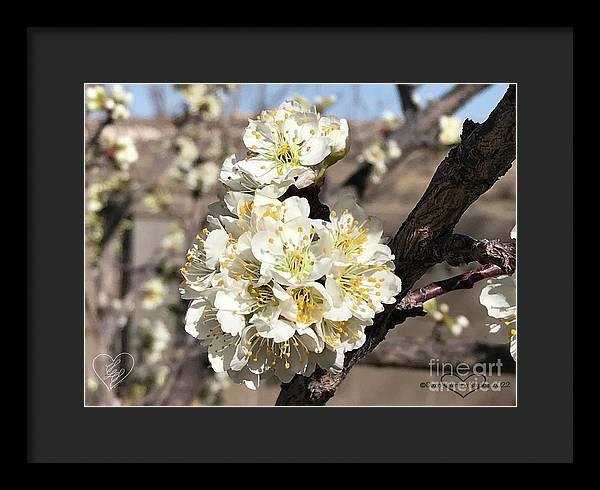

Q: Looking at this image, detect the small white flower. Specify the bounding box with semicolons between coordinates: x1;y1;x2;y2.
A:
86;377;98;392
85;85;106;111
438;115;463;145
325;262;402;321
432;310;444;322
210;269;287;336
141;318;171;364
479;222;516;362
251;194;311;230
86;183;105;213
386;139;402;160
319;115;349;157
360;142;388;183
479;274;516;324
251;216;332;286
185;295;247;374
87;85;133;119
316;316;371;352
176;84;223;120
510;331;517;361
450;315;469;336
186;161;220;193
180;227;230;299
100;131;138;170
324;196;389;265
110;104;130;120
161;225;185;252
382;111;402;131
142;277;168;310
110;84;133;106
241;323;323;383
219;153;292;198
279;282;333;329
238;101;333;185
173;136;199;170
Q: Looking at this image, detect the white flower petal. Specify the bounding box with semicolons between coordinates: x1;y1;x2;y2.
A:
204;229;229;269
216;310;246;336
299;136;331;166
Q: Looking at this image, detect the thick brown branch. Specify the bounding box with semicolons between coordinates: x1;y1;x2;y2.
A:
391;85;515;292
363;337;515;373
432;234;516;273
276;85;516;406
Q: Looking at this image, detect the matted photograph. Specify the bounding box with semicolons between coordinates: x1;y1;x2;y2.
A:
84;83;516;407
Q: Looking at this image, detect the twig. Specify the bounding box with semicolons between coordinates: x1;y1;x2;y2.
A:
85;115;113;163
402;264;507;307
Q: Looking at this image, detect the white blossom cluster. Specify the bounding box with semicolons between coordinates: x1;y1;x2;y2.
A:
99;127;139;171
85;84;133;120
168;135;223;193
480;225;517;360
180;100;402;389
423;299;470;336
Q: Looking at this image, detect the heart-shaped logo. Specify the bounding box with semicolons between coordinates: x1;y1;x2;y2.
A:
440;373;487;398
92;353;135;391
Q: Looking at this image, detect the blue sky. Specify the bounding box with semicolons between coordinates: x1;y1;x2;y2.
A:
121;83;509;122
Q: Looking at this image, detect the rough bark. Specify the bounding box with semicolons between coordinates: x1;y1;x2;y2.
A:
391;84;516;292
276;85;516;406
432;234;516;273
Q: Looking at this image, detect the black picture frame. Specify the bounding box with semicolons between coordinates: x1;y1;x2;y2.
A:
27;27;573;463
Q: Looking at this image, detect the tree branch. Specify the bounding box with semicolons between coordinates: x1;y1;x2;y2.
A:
363;337;515;373
87;115;113;146
432;234;516;272
396;84;419;122
391;85;515;292
406;84;490;145
276;85;516;406
393;263;509;323
341;84;491;195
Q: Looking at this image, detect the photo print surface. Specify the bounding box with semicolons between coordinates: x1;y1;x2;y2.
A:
84;83;516;406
